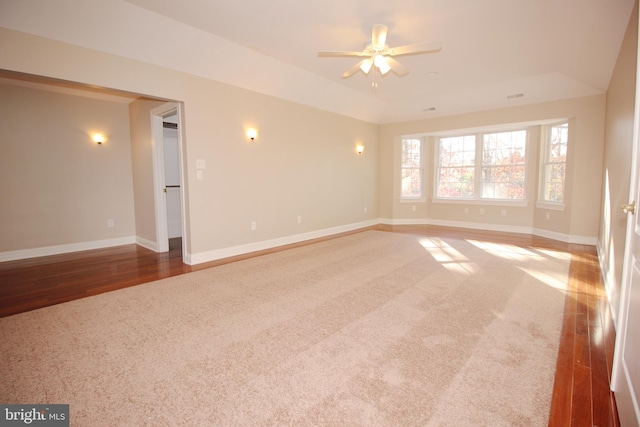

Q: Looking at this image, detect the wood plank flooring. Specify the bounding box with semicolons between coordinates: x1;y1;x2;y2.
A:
0;226;620;426
0;238;190;318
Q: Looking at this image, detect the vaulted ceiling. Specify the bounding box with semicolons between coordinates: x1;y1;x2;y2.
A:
0;0;636;123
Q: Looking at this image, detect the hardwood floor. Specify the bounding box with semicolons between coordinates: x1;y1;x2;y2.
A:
0;226;620;425
0;238;190;318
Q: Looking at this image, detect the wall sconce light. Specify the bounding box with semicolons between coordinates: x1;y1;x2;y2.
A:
246;128;258;141
93;134;105;145
356;145;365;155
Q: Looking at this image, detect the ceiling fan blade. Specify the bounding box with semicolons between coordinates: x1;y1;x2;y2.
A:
371;24;388;49
342;59;370;78
317;51;367;57
389;41;442;56
386;57;409;76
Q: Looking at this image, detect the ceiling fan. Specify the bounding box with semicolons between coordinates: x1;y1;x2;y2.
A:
318;24;442;79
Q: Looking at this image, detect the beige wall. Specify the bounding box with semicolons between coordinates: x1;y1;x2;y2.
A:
599;1;638;323
0;28;380;263
181;74;379;257
379;95;606;243
0;83;136;254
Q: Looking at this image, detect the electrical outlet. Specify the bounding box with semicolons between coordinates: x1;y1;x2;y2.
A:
501;209;507;217
546;212;551;220
297;216;302;224
251;221;257;231
364;207;368;214
479;208;485;215
464;208;469;214
107;219;115;228
412;205;417;212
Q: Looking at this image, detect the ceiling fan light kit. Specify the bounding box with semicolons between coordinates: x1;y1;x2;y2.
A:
319;24;442;82
359;59;373;74
373;54;391;74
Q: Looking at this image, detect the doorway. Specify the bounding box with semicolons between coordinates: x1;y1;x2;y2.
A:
162;116;182;240
150;102;187;258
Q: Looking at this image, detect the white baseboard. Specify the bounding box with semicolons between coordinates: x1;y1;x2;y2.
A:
532;227;597;245
1;219;597;265
136;236;159;252
379;217;597;245
381;217;531;234
186;219;379;265
0;236;136;262
430;219;533;236
596;240;619;328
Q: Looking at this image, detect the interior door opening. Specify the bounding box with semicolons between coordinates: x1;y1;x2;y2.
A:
151;102;187;259
162;116;182;241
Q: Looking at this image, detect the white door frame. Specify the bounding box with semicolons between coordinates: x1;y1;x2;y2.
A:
150;102;187;258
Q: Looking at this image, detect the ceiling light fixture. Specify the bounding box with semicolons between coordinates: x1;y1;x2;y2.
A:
318;24;442;81
373;54;391;75
359;59;373;74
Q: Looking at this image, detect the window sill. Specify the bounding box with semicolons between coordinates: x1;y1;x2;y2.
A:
400;197;426;203
431;198;529;208
536;202;565;211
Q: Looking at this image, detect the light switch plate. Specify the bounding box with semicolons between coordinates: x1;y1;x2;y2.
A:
196;159;206;169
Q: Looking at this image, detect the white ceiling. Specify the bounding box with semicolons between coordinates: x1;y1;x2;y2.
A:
0;0;636;123
125;0;636;123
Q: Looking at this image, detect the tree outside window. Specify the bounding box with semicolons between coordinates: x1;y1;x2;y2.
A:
435;130;527;201
436;135;476;198
541;123;568;203
481;130;527;200
401;138;423;199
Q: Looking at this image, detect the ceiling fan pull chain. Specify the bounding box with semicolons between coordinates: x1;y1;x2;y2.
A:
371;68;378;92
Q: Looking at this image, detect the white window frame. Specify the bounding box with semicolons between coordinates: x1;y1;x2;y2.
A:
537;121;568;209
400;137;425;201
433;128;529;205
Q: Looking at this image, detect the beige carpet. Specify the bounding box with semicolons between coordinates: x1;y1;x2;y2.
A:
0;230;570;426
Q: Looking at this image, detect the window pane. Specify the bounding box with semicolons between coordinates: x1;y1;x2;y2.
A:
544;182;564;203
548;124;568;164
541;123;568;203
401;168;422;198
437;167;474;198
440;136;475;167
402;139;421;167
401;138;423;198
439;151;451;167
434;129;530;201
480;131;526;200
546;163;565;183
436;135;475;199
